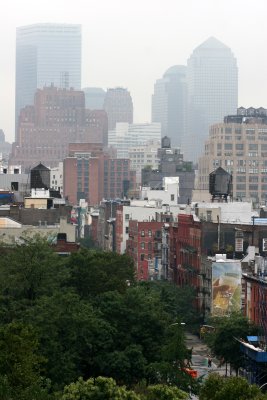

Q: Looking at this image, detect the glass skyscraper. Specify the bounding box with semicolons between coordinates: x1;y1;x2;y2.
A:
185;37;238;163
15;23;81;139
152;65;187;149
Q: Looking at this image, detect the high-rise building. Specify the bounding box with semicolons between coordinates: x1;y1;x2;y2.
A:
197;107;267;203
104;88;133;130
185;37;238;162
83;87;106;110
15;23;81;139
10;86;108;170
152;65;187;148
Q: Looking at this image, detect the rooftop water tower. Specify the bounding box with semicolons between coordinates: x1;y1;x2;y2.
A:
209;167;232;202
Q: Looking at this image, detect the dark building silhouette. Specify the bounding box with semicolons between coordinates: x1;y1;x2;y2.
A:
209;167;232;202
30;163;50;189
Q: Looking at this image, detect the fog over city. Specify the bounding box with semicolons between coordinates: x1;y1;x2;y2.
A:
0;0;266;142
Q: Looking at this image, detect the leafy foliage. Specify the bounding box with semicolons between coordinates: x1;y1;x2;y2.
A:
205;313;259;371
0;322;51;400
200;373;267;400
66;250;136;298
145;384;188;399
61;376;141;399
0;236;202;396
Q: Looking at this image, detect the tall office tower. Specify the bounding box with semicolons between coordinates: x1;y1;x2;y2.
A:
152;65;187;148
15;23;81;139
10;86;108;171
198;107;267;203
186;37;238;163
104;88;133;130
83;87;106;110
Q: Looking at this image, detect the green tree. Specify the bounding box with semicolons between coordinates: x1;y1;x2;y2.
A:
0;234;66;304
200;373;267;400
61;376;141;399
0;322;51;400
205;313;259;373
99;345;147;386
66;250;135;299
145;384;188;399
26;291;115;389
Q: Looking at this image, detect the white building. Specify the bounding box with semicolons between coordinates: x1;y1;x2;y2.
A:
193;201;256;225
140;177;179;206
108;122;161;158
50;162;63;194
128;140;160;183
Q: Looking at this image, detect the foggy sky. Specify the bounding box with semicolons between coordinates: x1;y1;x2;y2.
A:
1;0;266;142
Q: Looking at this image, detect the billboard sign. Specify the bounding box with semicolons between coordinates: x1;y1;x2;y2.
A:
212;261;242;317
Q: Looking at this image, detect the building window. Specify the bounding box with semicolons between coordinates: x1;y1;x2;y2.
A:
125;227;129;234
148;242;152;251
141;242;145;249
141;230;145;237
236;175;246;182
148;230;152;237
140;254;145;261
125;214;129;220
171;194;174;201
249;185;258;191
249;176;258;183
236;184;246;190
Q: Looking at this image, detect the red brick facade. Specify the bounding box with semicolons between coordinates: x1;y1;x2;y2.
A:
126;220;164;280
10;86;108;171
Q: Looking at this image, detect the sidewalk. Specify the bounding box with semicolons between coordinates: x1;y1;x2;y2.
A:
185;332;225;379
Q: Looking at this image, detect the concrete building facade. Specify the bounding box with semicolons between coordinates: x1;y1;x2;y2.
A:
141;137;195;204
197;107;267;203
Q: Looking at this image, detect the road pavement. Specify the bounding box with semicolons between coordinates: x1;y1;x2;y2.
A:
185;332;225;379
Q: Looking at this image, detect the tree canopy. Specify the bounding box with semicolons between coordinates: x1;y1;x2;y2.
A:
200;373;267;400
0;236;212;397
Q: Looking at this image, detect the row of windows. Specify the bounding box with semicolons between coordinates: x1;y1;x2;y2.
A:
236;184;267;190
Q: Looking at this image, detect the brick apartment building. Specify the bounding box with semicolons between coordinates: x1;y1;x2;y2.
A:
126;220;165;280
64;143;135;206
10;86;108;171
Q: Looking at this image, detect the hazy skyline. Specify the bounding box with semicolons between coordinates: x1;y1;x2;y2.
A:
1;0;267;142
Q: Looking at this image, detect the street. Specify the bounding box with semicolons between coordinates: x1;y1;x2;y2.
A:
185;332;225;379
